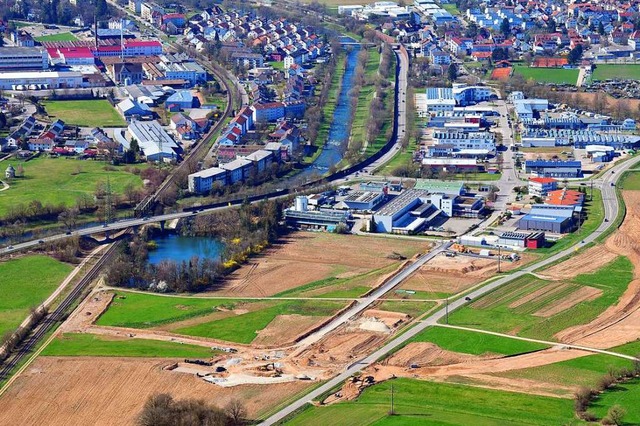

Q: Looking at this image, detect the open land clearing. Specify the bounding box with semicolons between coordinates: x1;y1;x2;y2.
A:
0;157;146;217
0;255;72;336
42;100;126;128
391;252;534;299
203;232;429;297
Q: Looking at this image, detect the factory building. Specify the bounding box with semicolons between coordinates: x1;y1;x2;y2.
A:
517;205;578;233
284;196;351;231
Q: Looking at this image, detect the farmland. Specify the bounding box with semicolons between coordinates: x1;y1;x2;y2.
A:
42;100;126;127
407;327;549;356
0;157;146;217
42;333;217;358
512;65;579;85
285;378;577;425
591;64;640;81
0;255;72;337
620;170;640;191
447;256;634;341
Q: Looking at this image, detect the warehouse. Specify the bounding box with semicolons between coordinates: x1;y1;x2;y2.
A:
414;180;464;196
0;71;83;90
517;205;577;233
372;189;430;233
284;196;351;231
524;160;582;178
125;120;180;161
497;231;545;249
342;191;386;211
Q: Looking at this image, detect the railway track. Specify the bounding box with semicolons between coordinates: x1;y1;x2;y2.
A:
0;243;121;381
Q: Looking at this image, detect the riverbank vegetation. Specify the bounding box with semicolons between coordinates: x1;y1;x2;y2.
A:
104;199;286;293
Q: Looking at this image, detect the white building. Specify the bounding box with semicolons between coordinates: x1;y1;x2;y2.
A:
528;177;558;197
126;120;179;161
514;98;549;119
0;71;83;90
0;47;48;71
432;129;496;155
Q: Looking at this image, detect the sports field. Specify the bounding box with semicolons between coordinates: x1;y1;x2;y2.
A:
447;256;633;341
0;157;146;217
512;65;579;85
0;255;72;336
42;100;126;127
34;32;77;42
286;378;577;425
591;64;640;81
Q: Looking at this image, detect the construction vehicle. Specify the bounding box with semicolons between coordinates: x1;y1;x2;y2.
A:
451;243;468;253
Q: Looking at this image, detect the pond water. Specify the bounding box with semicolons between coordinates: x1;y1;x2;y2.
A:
298;39;361;180
148;234;224;265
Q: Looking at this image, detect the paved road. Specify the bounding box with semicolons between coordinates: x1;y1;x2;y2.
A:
259;154;640;425
436;324;638;361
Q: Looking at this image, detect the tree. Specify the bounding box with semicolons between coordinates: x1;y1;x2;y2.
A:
492;47;508;61
225;399;247;425
447;63;458;82
567;44;584;65
500;18;511;36
605;405;626;426
58;207;79;231
598;21;605;35
465;22;478;38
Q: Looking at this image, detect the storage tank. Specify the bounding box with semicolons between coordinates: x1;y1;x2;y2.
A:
294;196;308;212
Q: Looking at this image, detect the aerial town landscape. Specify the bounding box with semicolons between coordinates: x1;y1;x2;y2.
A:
1;0;640;424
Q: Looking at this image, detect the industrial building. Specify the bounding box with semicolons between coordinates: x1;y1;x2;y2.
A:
514;98;549;119
413;180;464;196
524;160;582;178
373;189;432;233
341;191;386;211
0;71;83;90
123;120;180;161
497;231;545;249
545;189;585;206
0;47;48;71
284;196;351;231
585;145;616;162
517;205;578;233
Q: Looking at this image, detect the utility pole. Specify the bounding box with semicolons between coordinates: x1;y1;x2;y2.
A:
390;383;395;415
445;297;449;324
590;179;594;201
497;245;501;273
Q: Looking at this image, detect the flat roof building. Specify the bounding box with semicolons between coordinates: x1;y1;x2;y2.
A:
0;47;48;71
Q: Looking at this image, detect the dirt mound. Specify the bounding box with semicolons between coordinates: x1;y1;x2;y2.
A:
384;342;478;367
362;309;409;327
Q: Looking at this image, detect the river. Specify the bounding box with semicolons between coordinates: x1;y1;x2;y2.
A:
298;38;361;180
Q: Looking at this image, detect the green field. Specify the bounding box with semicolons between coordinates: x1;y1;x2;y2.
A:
0;256;72;337
34;32;77;42
513;65;579;85
447;256;634;341
176;300;344;344
619;170;640;191
286;378;577;425
96;292;236;328
408;327;548;356
0;157;146;217
42;100;126;127
592;64;640;81
97;292;346;344
42;333;217;358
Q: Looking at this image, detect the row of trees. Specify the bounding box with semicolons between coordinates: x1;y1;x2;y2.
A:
365;45;395;152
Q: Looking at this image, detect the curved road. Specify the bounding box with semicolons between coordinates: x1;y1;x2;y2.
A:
259;155;640;425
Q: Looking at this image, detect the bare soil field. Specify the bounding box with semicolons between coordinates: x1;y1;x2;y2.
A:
393;252;532;296
540;245;617;280
555;191;640;347
203;233;429;297
0;357;311;425
252;315;328;346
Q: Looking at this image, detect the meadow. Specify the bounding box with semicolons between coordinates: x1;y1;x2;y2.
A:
591;64;640;81
0;255;72;336
0;157;146;217
34;32;77;42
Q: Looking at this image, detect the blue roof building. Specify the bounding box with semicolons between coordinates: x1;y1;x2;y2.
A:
165;90;197;110
517;205;577;233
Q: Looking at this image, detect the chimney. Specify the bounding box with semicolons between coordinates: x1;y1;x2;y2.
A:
94;15;98;49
